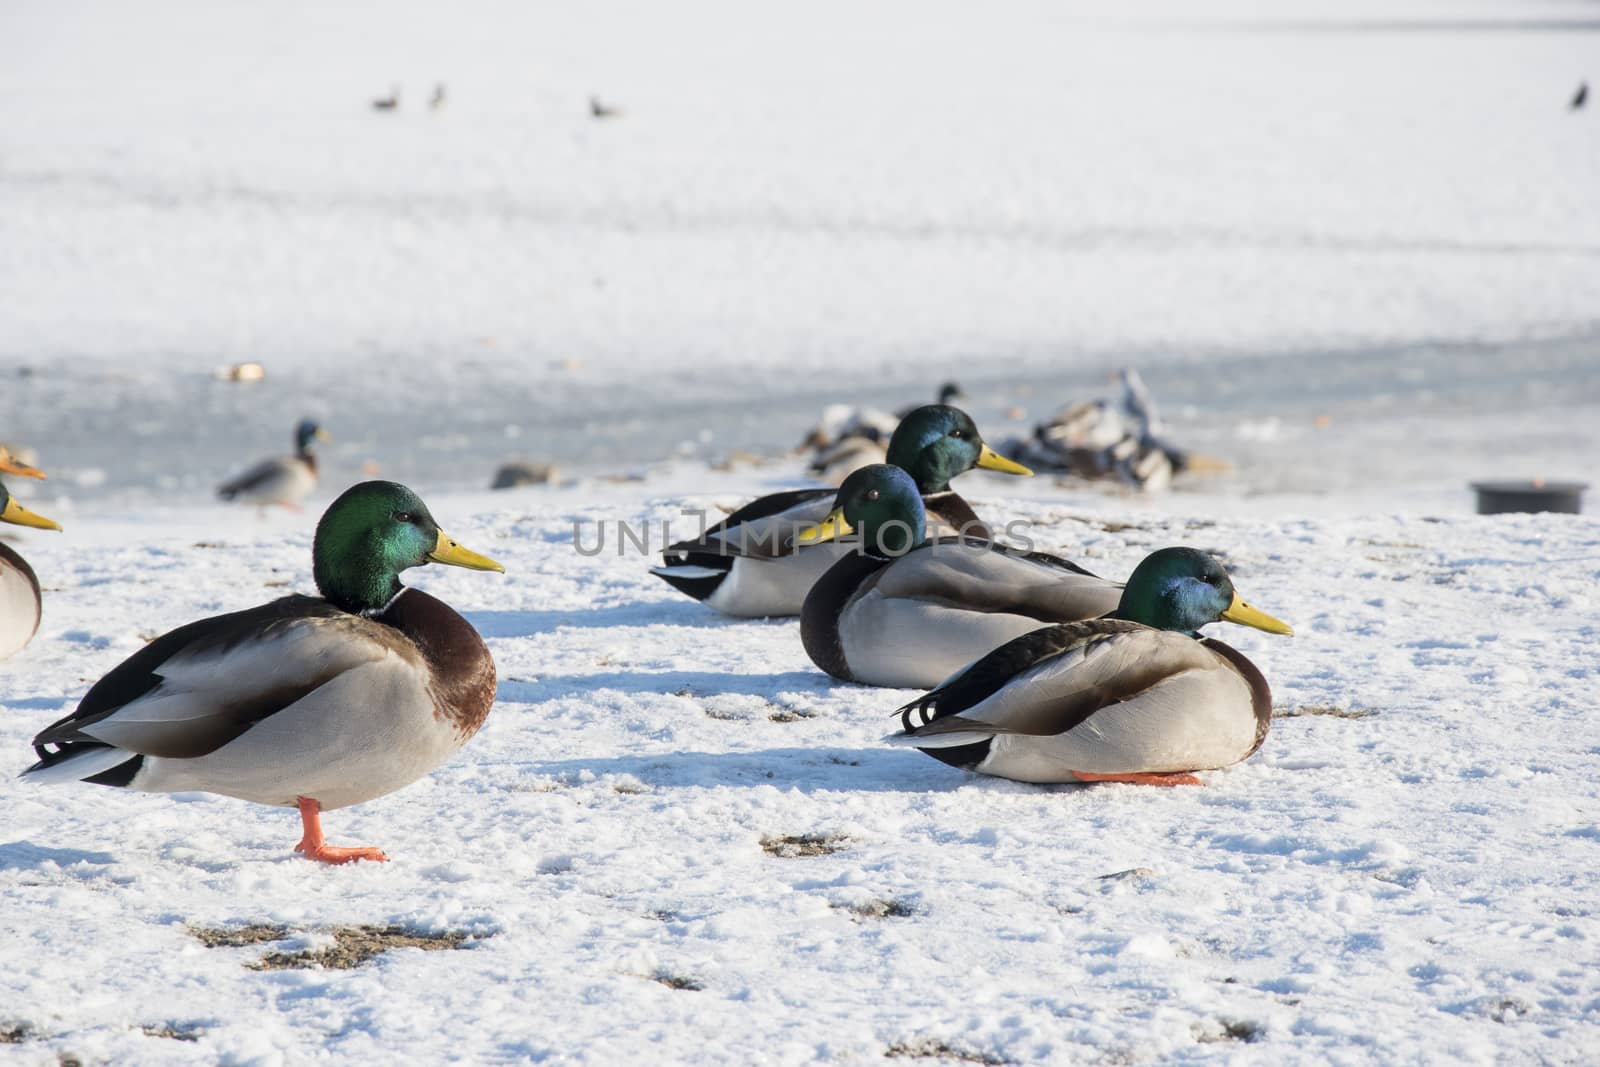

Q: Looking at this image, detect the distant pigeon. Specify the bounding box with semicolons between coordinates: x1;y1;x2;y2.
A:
589;95;622;119
372;86;400;112
1573;82;1588;110
430;83;447;110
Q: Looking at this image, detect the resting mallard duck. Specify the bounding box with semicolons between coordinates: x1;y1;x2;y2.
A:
0;465;62;661
888;547;1292;785
651;405;1031;618
808;432;889;486
23;481;503;864
807;386;972;483
796;464;1122;688
218;418;328;511
799;404;899;484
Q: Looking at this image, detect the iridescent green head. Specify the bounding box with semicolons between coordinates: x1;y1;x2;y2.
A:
312;480;502;614
886;405;1031;494
1115;547;1292;637
796;464;925;557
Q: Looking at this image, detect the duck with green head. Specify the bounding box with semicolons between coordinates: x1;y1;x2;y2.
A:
795;463;1122;688
0;458;63;661
24;481;504;864
891;546;1293;785
218;417;329;512
652;404;1031;617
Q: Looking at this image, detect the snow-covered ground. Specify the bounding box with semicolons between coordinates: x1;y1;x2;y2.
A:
3;0;1600;1062
2;469;1599;1065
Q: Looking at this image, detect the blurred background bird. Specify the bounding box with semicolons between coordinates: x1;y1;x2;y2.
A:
217;418;329;513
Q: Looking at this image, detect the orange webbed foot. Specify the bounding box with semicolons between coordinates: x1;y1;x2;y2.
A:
1071;770;1203;787
293;796;389;864
294;840;389;865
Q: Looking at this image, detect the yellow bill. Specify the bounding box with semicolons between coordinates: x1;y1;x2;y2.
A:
795;507;852;546
429;529;504;572
1221;591;1293;636
314;428;332;441
0;450;44;479
1;497;62;531
975;444;1032;477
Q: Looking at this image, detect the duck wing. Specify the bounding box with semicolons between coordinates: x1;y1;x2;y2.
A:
893;620;1211;743
29;596;412;763
663;488;834;562
217;456;296;499
869;539;1122;624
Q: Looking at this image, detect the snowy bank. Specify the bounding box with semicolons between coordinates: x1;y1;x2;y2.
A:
2;474;1597;1064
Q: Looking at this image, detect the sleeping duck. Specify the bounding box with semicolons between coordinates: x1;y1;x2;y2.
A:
808;385;972;483
218;418;329;512
798;403;899;454
808;430;890;487
651;405;1031;618
801;405;899;484
796;464;1122;688
24;481;503;864
0;462;62;661
889;547;1292;785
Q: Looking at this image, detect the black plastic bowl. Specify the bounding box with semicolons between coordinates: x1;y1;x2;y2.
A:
1471;480;1587;515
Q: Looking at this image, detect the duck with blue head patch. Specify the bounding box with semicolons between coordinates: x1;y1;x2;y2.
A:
796;463;1123;688
218;418;329;512
0;455;62;661
652;405;1031;618
24;481;504;864
890;546;1293;785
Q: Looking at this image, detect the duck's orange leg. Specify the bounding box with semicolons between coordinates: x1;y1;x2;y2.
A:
1071;770;1203;787
293;797;388;864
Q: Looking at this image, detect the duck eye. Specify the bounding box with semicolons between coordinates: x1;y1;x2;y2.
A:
393;511;413;523
866;489;881;501
949;429;966;439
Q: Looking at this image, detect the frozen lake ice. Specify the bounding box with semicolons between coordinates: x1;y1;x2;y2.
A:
3;0;1596;511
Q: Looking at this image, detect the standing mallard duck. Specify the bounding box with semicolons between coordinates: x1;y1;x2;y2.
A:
651;405;1031;618
218;418;329;512
889;547;1292;785
0;463;62;661
796;464;1122;688
23;481;503;864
